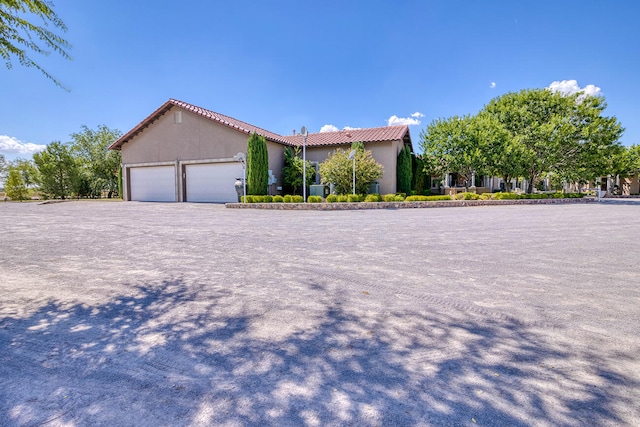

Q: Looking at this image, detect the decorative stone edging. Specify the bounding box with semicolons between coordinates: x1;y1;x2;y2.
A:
226;197;597;210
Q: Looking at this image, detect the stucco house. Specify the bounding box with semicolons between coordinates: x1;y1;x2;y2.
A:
109;99;413;202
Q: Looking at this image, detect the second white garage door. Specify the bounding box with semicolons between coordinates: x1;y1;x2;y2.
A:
185;163;243;203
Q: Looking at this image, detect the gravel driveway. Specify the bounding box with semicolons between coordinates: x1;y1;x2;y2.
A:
1;201;639;426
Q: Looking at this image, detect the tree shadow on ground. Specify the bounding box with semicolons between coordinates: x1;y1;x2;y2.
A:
0;279;637;426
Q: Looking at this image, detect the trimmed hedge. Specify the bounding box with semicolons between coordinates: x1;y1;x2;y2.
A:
405;195;452;201
240;191;586;204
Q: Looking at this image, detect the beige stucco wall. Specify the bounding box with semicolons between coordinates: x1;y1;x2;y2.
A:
120;106;285;190
306;140;402;194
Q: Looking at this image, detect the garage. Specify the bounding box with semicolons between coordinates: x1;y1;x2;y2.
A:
185;162;242;203
129;166;176;202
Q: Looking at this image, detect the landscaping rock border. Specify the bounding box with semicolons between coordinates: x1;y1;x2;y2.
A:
226;197;597;210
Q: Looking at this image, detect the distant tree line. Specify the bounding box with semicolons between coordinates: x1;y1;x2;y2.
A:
2;125;122;200
419;88;628;193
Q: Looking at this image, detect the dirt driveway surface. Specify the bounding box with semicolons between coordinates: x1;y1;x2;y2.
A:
1;201;639;426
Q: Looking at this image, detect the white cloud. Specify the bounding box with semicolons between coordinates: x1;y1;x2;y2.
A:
320;125;361;133
387;115;421;126
0;135;46;155
548;80;601;98
320;124;339;133
490;82;496;89
411;112;425;118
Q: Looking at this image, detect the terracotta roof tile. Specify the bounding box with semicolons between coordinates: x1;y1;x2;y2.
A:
281;125;410;147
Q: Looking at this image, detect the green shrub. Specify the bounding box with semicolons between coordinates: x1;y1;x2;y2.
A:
347;194;363;202
552;192;564;198
364;194;382;202
326;194;338;203
273;195;284;203
283;195;292;203
493;192;519;200
455;192;480;200
308;195;322;203
337;194;349;202
383;193;397;202
404;195;452;202
242;195;253;203
479;193;492;200
394;195;405;202
262;195;273;203
252;195;264;203
291;195;304;203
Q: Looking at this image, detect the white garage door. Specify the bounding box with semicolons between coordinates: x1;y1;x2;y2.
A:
129;166;176;202
185;163;242;203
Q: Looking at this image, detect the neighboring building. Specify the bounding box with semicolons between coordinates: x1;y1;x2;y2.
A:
109;99;412;202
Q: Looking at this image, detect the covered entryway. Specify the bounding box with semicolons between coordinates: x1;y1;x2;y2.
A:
129;165;176;202
184;162;242;203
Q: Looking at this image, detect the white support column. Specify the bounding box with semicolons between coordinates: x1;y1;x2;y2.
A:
471;173;476;188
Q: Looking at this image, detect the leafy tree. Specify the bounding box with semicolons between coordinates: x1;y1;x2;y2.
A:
483;89;623;192
282;146;313;195
420;115;489;191
0;153;8;186
11;158;39;188
33;141;77;199
0;0;71;88
476;113;528;190
246;132;268;195
396;144;412;194
5;167;27;200
69;125;122;197
319;145;383;194
626;145;640;174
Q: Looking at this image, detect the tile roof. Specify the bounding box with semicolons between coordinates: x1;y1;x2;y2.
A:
281;125;410;147
108;99;292;150
109;99;412;151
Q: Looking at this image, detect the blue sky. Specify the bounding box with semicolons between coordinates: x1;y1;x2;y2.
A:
1;0;639;161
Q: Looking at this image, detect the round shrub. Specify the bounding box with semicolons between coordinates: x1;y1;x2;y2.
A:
326;194;338;203
283;195;292;203
262;195;273;203
347;194;363;203
383;194;397;202
337;194;349;202
291;195;304;203
456;192;480;200
308;195;322;203
273;195;284;203
364;194;382;202
394;195;405;202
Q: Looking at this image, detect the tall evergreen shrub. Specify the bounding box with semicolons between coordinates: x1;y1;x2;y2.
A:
397;144;413;194
247;132;269;195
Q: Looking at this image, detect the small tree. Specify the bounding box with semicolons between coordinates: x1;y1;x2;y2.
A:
0;154;8;186
70;125;122;198
33;141;78;199
319;145;383;194
246;132;269;195
282;146;313;195
5;168;27;201
396;144;412;194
